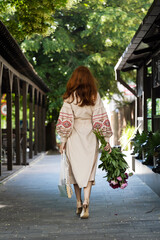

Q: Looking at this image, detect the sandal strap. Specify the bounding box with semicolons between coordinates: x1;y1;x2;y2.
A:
83;200;89;207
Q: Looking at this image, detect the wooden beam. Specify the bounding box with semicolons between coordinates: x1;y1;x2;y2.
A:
0;56;46;95
121;66;137;72
22;81;29;165
133;47;152;55
15;77;21;165
7;70;13;170
127;57;144;64
143;33;160;43
116;70;137;96
0;62;3;176
29;87;34;159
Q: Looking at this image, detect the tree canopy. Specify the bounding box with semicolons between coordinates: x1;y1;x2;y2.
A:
0;0;153;121
0;0;69;40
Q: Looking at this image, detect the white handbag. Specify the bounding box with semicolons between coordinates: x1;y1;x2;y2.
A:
58;151;73;198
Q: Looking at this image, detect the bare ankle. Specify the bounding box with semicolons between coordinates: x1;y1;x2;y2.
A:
83;199;89;206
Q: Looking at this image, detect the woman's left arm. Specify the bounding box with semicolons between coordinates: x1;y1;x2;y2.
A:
92;95;113;153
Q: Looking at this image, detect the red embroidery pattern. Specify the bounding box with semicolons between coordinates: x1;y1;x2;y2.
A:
56;119;62;126
62;120;72;128
93;122;102;129
92;112;113;138
56;111;73;138
103;119;110;127
92;112;107;120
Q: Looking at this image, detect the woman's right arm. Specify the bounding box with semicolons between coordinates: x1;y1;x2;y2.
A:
56;101;74;152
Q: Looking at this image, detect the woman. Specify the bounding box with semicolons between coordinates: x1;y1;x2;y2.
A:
56;66;113;219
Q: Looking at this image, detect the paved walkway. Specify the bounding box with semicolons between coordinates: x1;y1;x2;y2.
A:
0;153;160;240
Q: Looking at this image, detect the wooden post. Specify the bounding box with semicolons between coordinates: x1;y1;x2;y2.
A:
151;88;156;132
38;93;42;152
42;95;46;151
142;91;147;131
29;87;34;159
37;93;40;152
0;62;3;176
34;90;39;155
7;70;13;170
22;81;28;165
135;97;138;128
15;77;21;165
143;66;147;131
152;62;156;132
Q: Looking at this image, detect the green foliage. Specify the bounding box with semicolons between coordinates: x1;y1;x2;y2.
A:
0;0;153;121
156;99;160;115
147;98;152;118
132;131;148;159
94;129;129;184
119;123;135;151
145;132;160;157
132;131;160;162
0;0;68;41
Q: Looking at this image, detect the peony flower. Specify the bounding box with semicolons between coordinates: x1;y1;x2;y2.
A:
117;176;122;181
110;180;118;185
104;143;110;151
120;183;128;189
110;183;119;189
124;173;128;179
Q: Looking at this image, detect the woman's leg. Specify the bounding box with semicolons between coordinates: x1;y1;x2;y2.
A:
74;184;82;214
80;181;92;218
83;181;93;205
74;184;82;202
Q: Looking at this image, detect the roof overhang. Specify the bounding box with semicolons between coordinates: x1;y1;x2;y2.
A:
115;0;160;95
0;21;49;93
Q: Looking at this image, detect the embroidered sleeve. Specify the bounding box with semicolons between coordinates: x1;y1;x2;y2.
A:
56;102;74;143
92;94;113;140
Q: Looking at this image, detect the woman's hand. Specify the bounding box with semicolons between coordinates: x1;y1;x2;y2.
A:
104;142;112;154
60;142;66;154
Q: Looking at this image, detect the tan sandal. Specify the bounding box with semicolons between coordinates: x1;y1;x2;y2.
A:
76;201;82;215
80;200;89;219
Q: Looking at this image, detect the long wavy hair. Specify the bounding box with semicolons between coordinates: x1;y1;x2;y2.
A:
63;66;98;106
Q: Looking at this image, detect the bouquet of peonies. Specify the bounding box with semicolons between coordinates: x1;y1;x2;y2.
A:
94;129;133;189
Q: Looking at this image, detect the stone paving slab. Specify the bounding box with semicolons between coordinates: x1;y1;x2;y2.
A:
0;153;160;240
0;153;45;182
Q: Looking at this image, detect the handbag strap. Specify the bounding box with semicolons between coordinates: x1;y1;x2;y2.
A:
63;150;70;185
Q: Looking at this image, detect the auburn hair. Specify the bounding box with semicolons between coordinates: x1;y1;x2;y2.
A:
63;66;98;106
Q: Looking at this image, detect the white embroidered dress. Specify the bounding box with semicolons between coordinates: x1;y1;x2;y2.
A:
56;93;113;188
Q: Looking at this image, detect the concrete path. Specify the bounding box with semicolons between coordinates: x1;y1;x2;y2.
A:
0;153;160;240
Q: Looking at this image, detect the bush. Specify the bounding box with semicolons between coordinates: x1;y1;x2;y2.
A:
131;131;148;159
132;131;160;162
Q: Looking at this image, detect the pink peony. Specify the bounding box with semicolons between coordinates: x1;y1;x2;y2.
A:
104;144;110;151
117;176;122;181
120;183;128;189
110;180;118;185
